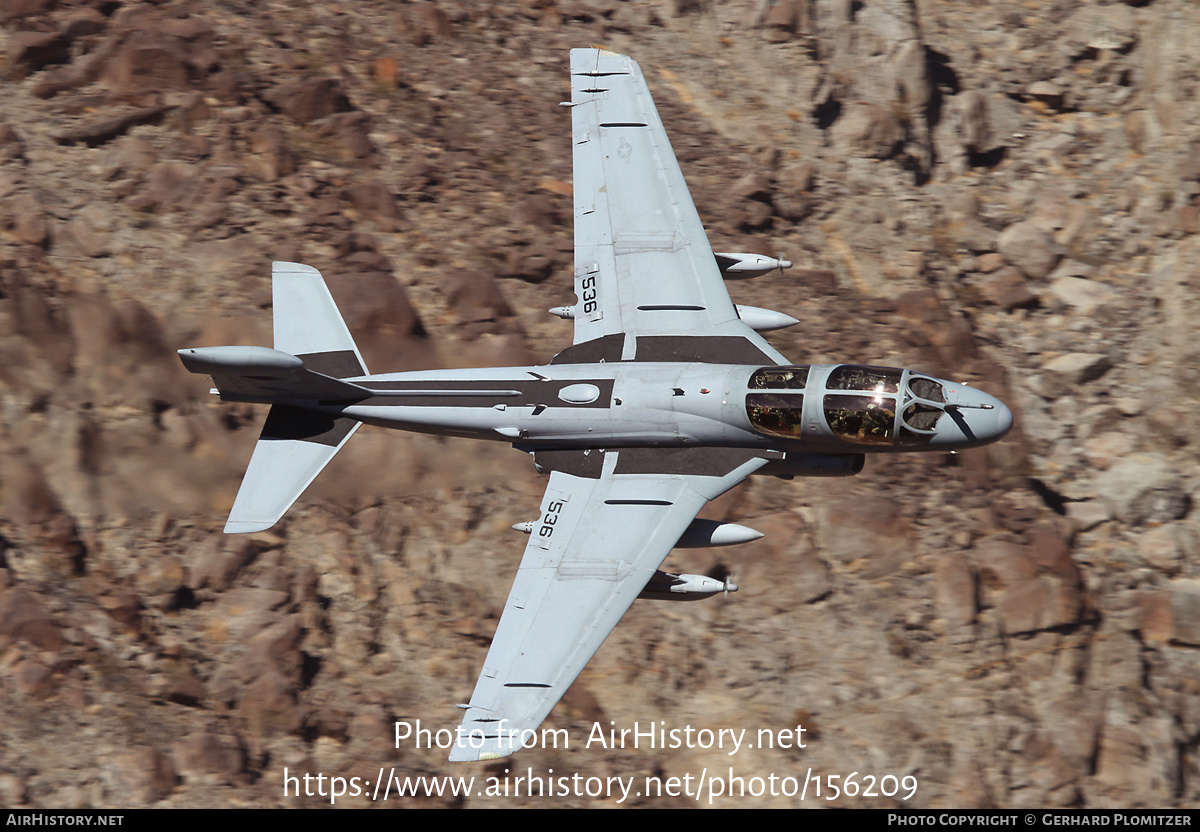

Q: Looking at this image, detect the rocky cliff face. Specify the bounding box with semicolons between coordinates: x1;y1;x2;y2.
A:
0;0;1197;809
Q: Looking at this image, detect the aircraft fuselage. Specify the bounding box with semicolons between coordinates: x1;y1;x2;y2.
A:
276;361;1011;456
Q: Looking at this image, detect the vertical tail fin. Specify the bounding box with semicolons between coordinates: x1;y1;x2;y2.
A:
272;261;368;378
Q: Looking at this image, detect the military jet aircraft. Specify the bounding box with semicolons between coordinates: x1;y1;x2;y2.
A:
179;49;1012;762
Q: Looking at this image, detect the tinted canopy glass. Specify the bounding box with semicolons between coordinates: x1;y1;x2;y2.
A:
748;366;809;390
746;392;805;438
823;394;896;446
827;365;902;394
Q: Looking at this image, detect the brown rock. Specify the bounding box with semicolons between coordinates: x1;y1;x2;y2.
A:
265;78;352;124
997;221;1063;281
126;161;196;213
314;112;376;161
305;707;349;741
513;193;562;230
1094;726;1160;796
32;513;86;578
980;267;1037;311
240;617;305;685
1027;527;1078;581
61;204;112;258
792;546;831;604
977;539;1084;635
772;191;812;222
818;496;913;577
832;103;904;160
1166;580;1200;646
161;677;206;707
396;2;453;46
239;672;303;738
1138;591;1174;643
1041;353;1113;387
159;18;214;42
58;8;107;39
188;537;252;590
211;588;288;641
738;199;774;231
732;171;772;202
104;36;189;96
0;772;29;806
0;0;55;24
171;732;247;786
9;31;71;79
1138;525;1186;576
373;56;400;88
104;136;157;180
244;124;297;181
0;451;64;529
976;252;1005;273
0;588;63;652
672;0;704;15
1025;81;1066;112
936;552;977;628
0;122;24;161
343;181;402;231
10;193;49;247
14;658;54;698
106;747;177;805
759;0;809;41
53;106;169;147
98;588;141;633
443;269;514;327
498;243;557;284
953;90;994;155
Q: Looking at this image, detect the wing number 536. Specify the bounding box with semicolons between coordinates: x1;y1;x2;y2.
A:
580;275;599;315
538;500;566;538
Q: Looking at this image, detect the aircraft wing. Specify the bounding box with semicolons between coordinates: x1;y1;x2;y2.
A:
564;48;788;366
450;447;768;761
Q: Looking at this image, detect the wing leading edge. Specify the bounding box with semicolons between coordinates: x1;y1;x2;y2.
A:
450;448;767;762
567;48;788;365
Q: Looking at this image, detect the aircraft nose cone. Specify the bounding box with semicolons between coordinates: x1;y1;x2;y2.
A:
938;385;1014;448
994;400;1014;439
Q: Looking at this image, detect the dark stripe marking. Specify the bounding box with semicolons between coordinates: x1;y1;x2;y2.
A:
261;404;357;447
633;335;777;365
350;378;614;409
551;334;624;365
534;449;606;479
297;349;364;379
613;447;766;477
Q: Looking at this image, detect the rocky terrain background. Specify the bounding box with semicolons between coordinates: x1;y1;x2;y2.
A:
0;0;1197;809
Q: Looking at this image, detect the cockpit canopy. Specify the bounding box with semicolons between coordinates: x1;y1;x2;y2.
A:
745;365;949;446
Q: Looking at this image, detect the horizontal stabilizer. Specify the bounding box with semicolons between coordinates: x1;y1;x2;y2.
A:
224;404;361;533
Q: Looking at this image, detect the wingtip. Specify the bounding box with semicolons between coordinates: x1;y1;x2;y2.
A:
448;746;513;763
224;519;275;534
271;261;321;277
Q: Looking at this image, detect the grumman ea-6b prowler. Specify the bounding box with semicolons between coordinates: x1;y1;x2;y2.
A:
179;49;1012;762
